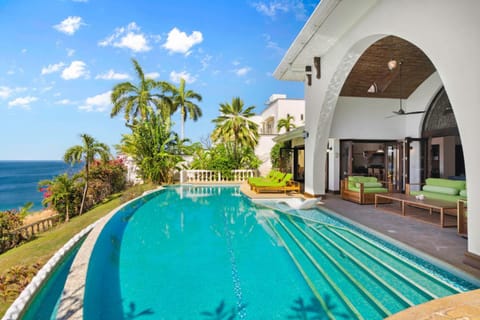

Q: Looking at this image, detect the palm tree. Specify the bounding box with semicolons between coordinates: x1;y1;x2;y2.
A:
39;174;78;222
64;133;111;215
110;58;171;124
211;97;259;164
277;114;296;133
164;78;202;140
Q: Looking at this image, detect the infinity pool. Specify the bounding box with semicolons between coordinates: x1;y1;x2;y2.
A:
83;186;478;319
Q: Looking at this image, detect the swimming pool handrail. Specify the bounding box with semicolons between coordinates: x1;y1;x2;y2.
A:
263;219;337;320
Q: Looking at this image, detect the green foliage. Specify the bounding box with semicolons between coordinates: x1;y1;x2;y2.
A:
190;143;260;176
0;262;42;303
163;77;203;139
211;97;259;165
271;142;283;169
118;109;185;184
110;58;172;125
64;133;111;215
277;114;296;133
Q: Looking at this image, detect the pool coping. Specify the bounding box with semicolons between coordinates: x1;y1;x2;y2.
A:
2;223;95;320
55;187;164;320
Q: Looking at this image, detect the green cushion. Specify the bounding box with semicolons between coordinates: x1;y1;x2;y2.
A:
460;189;467;198
422;185;459;195
356;182;383;188
348;186;388;193
410;190;460;203
425;178;466;190
348;176;378;189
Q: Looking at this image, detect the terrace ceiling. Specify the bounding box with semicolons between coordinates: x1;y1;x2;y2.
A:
340;36;436;99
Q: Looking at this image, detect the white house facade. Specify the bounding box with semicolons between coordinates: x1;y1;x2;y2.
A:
275;0;480;267
253;94;305;175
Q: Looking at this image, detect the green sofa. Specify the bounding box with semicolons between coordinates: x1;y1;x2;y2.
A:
407;178;467;203
341;176;391;204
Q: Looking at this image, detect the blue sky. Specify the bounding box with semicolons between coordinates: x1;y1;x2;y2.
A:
0;0;318;160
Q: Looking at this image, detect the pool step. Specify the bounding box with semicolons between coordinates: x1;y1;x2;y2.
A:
265;212;463;320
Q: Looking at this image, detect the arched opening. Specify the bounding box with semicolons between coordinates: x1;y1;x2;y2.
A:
422;87;465;180
330;35;441;193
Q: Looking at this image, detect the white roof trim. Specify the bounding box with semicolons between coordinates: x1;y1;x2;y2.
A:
273;0;379;81
273;126;305;143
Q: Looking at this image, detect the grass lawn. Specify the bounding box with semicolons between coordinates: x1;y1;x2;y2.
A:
0;183;157;317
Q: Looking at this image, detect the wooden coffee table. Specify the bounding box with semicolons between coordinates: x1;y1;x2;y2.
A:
375;193;458;227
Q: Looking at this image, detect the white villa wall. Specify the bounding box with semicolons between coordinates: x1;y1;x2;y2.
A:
256;135;277;176
289;1;480;255
260;98;305;134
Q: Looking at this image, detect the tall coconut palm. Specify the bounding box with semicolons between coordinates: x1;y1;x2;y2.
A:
165;78;202;140
64;134;111;215
39;173;78;222
211;97;259;164
277;114;296;133
111;58;171;125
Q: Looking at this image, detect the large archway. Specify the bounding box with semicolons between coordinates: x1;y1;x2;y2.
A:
276;1;480;263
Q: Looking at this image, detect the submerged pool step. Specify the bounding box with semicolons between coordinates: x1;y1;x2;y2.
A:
317;223;461;297
263;218;338;320
280;216;408;317
272;217;391;319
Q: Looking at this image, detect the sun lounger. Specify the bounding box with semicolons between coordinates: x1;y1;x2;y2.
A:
251;173;301;193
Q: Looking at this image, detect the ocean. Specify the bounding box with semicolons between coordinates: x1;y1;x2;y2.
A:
0;161;82;212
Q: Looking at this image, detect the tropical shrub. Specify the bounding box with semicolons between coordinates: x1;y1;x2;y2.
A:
0;262;42;303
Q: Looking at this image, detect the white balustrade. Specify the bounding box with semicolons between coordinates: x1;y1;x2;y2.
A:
181;169;256;184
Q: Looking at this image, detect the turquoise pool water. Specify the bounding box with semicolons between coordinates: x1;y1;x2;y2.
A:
83;186;478;319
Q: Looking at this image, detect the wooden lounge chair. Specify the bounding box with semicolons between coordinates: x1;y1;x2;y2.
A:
341;176;392;204
252;173;301;194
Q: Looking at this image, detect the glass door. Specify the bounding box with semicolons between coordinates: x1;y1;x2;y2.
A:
385;142;403;192
405;138;427;192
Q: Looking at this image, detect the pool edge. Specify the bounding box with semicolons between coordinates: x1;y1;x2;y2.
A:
55;186;165;320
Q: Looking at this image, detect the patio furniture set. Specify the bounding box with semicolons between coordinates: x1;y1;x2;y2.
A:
341;176;467;233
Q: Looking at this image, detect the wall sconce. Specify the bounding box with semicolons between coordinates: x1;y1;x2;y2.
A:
326;143;333;153
302;130;309;139
313;57;321;79
305;65;312;86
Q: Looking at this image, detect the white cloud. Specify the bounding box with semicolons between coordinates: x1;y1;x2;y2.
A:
79;91;111;112
163;27;203;55
41;62;65;75
235;67;251;76
99;22;151;52
145;72;160;79
56;99;73;105
66;48;75;57
169;71;196;84
252;1;289;17
61;60;89;80
263;33;285;55
0;86;12;99
21;48;27;54
0;86;27;99
252;1;308;20
8;96;38;109
200;54;212;71
54;16;84;35
95;70;130;80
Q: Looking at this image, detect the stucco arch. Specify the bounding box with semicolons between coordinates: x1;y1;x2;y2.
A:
305;11;480;257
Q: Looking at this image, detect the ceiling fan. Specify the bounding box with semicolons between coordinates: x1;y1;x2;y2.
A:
379;60;426;117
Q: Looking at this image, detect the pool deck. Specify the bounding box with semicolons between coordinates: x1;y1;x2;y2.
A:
240;182;480;319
